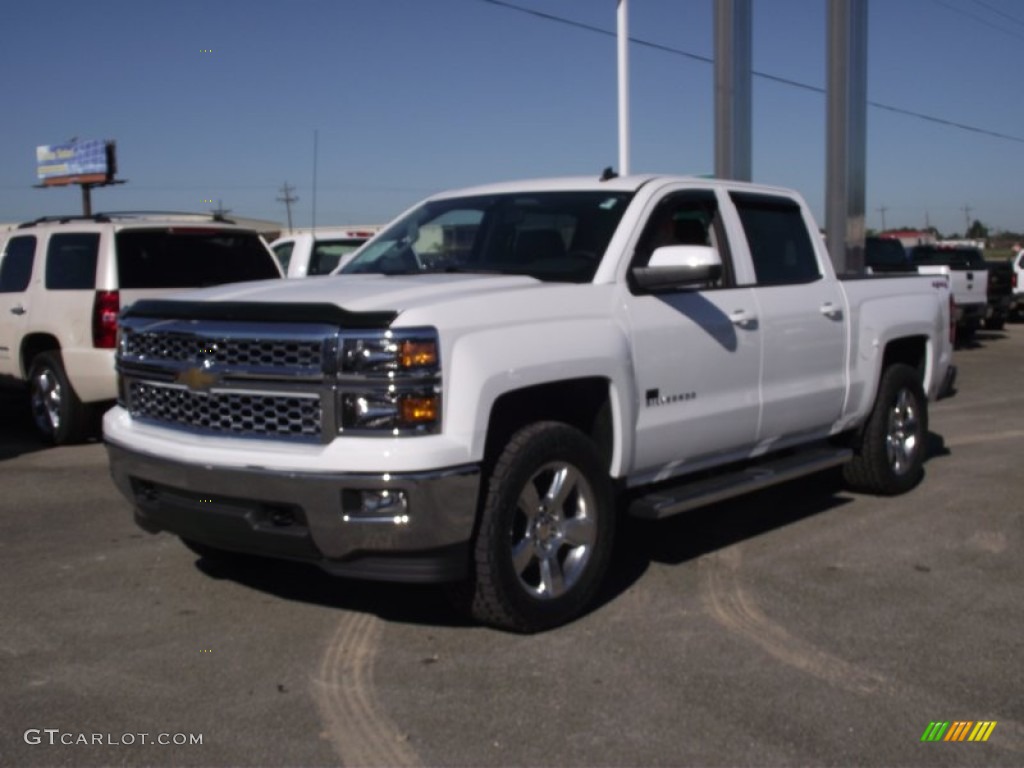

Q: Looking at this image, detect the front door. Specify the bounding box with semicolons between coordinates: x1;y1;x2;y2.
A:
625;189;763;482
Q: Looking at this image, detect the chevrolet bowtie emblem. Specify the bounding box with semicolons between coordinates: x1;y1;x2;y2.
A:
176;365;220;393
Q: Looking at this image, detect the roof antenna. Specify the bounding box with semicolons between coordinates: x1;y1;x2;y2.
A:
600;166;618;181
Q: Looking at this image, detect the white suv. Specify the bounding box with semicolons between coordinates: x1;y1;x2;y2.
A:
0;213;282;444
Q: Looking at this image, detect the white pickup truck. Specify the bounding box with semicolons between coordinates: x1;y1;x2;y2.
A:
269;227;380;278
104;175;957;632
908;244;988;344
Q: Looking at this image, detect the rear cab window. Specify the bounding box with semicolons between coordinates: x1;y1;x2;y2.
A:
116;228;281;288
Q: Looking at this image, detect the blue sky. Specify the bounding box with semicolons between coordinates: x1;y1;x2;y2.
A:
2;0;1022;236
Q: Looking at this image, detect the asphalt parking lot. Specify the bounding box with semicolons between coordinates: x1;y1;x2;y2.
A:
1;327;1022;767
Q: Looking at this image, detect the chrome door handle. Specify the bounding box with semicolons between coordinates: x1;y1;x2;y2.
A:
819;302;843;319
730;309;757;328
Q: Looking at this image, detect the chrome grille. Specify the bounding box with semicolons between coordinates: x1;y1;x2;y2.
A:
128;381;321;440
123;332;323;371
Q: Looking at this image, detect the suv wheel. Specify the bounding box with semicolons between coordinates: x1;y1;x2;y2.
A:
28;352;92;445
465;422;615;633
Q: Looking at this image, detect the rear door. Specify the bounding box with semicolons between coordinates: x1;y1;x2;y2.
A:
0;234;38;376
728;192;847;442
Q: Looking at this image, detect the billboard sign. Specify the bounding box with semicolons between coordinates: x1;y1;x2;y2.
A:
36;139;116;186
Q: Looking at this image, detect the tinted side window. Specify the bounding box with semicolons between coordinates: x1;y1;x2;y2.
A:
116;230;281;288
46;233;100;289
272;241;294;271
0;236;37;292
631;190;732;288
309;239;364;275
732;193;821;285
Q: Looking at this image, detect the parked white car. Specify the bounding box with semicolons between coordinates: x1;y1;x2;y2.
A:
269;227;380;278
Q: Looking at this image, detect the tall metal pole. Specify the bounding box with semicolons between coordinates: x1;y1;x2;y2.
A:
825;0;868;274
714;0;752;181
312;129;318;232
617;0;630;175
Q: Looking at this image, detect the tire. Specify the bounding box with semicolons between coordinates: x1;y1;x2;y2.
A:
28;351;94;445
843;363;928;495
466;422;615;633
984;315;1005;331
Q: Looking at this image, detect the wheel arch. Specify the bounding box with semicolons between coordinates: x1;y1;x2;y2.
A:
20;333;61;378
483;377;616;475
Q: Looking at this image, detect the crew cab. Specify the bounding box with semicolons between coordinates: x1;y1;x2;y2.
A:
104;175;956;632
269;227;380;278
0;213;282;444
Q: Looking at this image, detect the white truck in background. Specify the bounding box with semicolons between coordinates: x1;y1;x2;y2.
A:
104;174;957;632
269;227;381;278
909;244;989;344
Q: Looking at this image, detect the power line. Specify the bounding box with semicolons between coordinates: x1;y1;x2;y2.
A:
475;0;1024;145
929;0;1024;41
967;0;1024;28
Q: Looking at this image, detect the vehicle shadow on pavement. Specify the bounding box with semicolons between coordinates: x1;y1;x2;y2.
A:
193;555;474;629
602;469;854;600
0;388;49;461
188;439;951;631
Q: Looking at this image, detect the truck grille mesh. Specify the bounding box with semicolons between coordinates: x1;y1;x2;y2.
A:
123;332;323;371
128;382;321;440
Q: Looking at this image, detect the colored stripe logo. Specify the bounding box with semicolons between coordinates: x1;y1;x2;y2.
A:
921;721;997;742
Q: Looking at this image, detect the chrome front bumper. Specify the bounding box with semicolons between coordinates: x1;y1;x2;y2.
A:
106;440;480;582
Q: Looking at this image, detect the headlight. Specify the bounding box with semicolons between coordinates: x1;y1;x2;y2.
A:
336;328;441;435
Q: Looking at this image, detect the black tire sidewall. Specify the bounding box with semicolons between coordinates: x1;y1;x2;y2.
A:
860;364;928;494
473;422;615;632
28;352;79;445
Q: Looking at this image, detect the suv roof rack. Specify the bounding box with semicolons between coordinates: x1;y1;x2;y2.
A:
17;211;236;228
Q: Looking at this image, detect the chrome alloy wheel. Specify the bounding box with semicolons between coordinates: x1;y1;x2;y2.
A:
31;366;63;434
885;387;920;476
510;461;598;600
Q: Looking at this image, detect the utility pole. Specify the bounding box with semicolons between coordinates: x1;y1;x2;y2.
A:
962;204;972;235
877;205;888;232
277;182;299;233
211;199;232;219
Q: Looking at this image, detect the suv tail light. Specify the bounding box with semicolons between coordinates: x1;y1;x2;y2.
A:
93;290;120;348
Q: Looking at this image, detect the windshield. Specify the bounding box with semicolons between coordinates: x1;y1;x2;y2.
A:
341;191;633;283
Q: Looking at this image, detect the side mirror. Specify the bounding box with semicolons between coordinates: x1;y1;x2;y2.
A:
631;245;723;292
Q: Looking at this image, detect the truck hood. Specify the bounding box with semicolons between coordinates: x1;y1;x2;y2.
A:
161;273;546;315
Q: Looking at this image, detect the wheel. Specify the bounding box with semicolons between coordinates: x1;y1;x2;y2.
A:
466;422;615;633
28;351;93;445
843;363;928;495
984;315;1005;331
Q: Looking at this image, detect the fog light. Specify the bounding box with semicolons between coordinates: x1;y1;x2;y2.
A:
342;489;409;523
